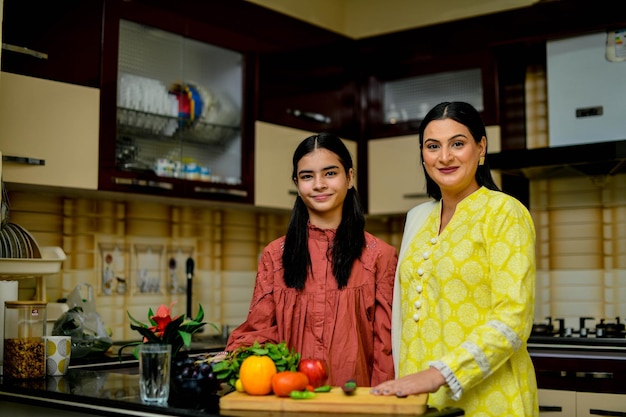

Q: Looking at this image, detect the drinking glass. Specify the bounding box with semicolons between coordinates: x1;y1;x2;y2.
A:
138;344;171;404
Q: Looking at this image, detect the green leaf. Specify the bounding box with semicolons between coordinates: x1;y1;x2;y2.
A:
178;330;192;347
130;324;160;343
116;341;142;361
127;311;149;328
148;307;157;326
193;304;204;323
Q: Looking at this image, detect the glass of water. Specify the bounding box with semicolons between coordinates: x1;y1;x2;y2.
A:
138;344;171;405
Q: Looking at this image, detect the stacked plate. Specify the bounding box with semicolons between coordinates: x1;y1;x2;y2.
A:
0;222;42;259
0;180;42;259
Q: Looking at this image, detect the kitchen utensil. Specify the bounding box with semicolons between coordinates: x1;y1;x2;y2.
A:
169;257;178;294
186;257;194;319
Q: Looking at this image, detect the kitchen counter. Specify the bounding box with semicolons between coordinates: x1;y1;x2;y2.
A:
1;344;464;417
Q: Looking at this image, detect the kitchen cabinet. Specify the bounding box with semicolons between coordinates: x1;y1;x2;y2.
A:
255;121;357;211
0;0;101;88
539;389;576;416
0;72;100;190
367;135;427;216
257;42;359;141
98;0;255;203
368;126;501;215
539;389;626;416
358;34;498;140
576;392;626;417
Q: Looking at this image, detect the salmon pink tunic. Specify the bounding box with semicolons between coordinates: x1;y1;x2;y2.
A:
226;224;397;387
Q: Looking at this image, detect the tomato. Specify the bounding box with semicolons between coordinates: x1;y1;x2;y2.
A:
297;359;329;388
271;371;309;397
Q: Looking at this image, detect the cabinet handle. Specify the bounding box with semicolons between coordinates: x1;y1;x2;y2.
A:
403;193;428;199
589;409;626;416
287;109;331;124
1;43;48;59
193;186;247;197
2;155;45;166
575;371;613;379
288;190;298;196
113;177;173;190
539;406;563;413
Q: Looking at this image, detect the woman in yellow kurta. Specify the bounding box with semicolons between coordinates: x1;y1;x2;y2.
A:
371;102;538;416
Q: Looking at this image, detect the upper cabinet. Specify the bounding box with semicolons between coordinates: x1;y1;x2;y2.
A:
358;28;498;140
257;39;359;140
0;0;100;190
98;0;255;203
0;72;100;190
255;121;358;211
368;126;501;215
1;0;101;87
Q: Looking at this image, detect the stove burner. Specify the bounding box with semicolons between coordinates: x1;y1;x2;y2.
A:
531;316;626;340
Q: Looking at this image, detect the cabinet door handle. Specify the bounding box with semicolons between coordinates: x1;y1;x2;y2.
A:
2;155;45;166
539;405;563;413
193;186;248;197
575;371;613;379
589;409;626;416
113;177;173;190
1;43;48;59
403;193;428;199
288;190;298;196
287;109;331;124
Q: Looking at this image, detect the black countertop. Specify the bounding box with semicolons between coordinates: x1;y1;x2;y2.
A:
1;338;464;417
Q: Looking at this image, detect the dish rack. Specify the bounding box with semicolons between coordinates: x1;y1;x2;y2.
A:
0;246;67;301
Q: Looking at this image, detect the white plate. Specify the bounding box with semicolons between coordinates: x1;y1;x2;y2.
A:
0;246;66;277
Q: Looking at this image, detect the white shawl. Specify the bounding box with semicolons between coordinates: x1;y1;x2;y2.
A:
391;200;438;375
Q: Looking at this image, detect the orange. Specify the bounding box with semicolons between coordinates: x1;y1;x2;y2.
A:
238;355;277;395
271;371;309;397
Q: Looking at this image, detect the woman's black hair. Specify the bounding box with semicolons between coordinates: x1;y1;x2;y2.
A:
282;133;365;290
418;101;500;200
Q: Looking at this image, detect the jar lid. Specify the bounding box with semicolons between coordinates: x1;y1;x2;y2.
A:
4;300;47;308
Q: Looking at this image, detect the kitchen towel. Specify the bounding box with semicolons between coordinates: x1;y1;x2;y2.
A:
0;280;19;367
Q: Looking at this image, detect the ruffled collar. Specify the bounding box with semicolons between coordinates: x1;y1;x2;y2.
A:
308;222;337;241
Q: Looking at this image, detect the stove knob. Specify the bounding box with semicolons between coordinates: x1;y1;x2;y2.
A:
580;328;588;337
596;327;605;338
564;327;573;337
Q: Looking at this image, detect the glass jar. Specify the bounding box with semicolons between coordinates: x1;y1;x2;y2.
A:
3;301;47;379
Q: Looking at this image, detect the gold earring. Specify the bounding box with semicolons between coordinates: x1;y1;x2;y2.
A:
479;156;485;166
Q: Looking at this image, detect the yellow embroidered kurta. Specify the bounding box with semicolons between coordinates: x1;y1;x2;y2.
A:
396;187;538;416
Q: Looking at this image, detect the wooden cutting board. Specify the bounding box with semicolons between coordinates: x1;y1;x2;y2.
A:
220;387;428;415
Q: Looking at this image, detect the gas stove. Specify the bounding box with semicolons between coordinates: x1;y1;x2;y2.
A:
529;316;626;351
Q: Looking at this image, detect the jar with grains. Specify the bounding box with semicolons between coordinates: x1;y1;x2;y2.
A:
3;301;47;379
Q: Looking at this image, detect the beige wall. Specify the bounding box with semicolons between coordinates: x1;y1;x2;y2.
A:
245;0;537;38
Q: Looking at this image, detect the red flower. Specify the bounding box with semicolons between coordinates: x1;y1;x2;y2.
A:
123;302;216;359
148;303;180;338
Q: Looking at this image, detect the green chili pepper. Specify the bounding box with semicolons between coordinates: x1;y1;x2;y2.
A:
290;390;317;400
313;384;332;393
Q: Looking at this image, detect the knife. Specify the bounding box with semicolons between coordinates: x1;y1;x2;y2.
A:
186;257;194;319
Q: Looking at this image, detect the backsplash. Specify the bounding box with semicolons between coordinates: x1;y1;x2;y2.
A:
5;171;625;341
531;173;626;329
4;190;400;342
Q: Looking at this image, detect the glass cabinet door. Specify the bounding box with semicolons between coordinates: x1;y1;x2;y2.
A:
114;19;243;193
